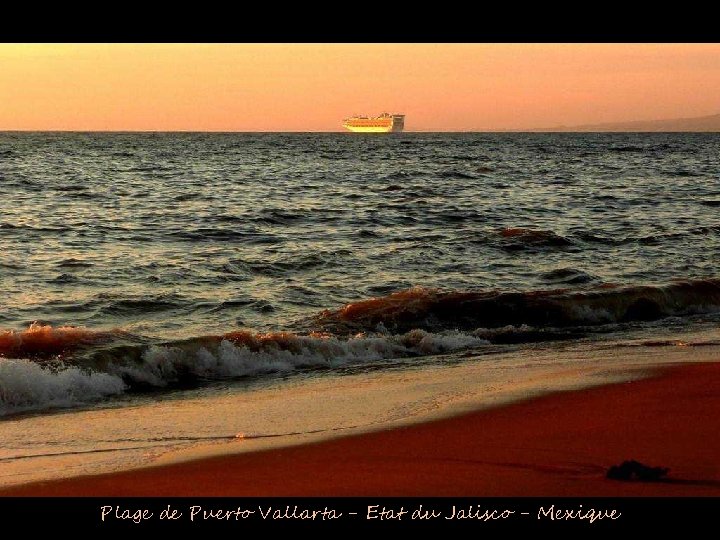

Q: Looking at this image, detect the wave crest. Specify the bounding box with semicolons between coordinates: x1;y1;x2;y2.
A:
0;323;110;359
0;328;489;415
0;358;125;415
499;227;573;248
316;279;720;334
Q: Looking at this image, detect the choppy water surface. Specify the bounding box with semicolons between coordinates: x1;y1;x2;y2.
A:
1;132;719;415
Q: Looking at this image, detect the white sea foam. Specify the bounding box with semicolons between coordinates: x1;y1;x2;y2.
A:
111;329;490;385
0;358;126;416
0;330;490;415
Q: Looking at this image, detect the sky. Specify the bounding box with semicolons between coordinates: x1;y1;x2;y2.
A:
1;43;719;131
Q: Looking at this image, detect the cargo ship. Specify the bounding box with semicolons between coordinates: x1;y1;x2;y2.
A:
342;113;405;133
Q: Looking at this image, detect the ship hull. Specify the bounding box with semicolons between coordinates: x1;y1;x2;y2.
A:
343;125;395;133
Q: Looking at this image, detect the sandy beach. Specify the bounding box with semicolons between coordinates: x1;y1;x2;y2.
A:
3;361;719;497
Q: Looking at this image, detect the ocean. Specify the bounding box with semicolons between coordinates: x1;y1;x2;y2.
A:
1;132;720;486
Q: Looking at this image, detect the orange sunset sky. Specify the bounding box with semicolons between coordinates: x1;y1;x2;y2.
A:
1;43;719;131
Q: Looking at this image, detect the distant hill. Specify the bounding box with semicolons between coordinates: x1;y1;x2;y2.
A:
529;113;720;132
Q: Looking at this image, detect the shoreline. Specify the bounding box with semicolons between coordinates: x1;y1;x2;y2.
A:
3;361;719;496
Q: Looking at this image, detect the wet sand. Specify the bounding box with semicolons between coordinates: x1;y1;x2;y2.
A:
3;362;719;496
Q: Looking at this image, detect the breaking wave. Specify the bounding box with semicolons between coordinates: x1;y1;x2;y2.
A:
315;279;720;334
0;327;488;416
0;359;126;416
3;277;720;416
0;323;113;359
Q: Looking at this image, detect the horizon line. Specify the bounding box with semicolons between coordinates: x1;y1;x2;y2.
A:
2;129;720;134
